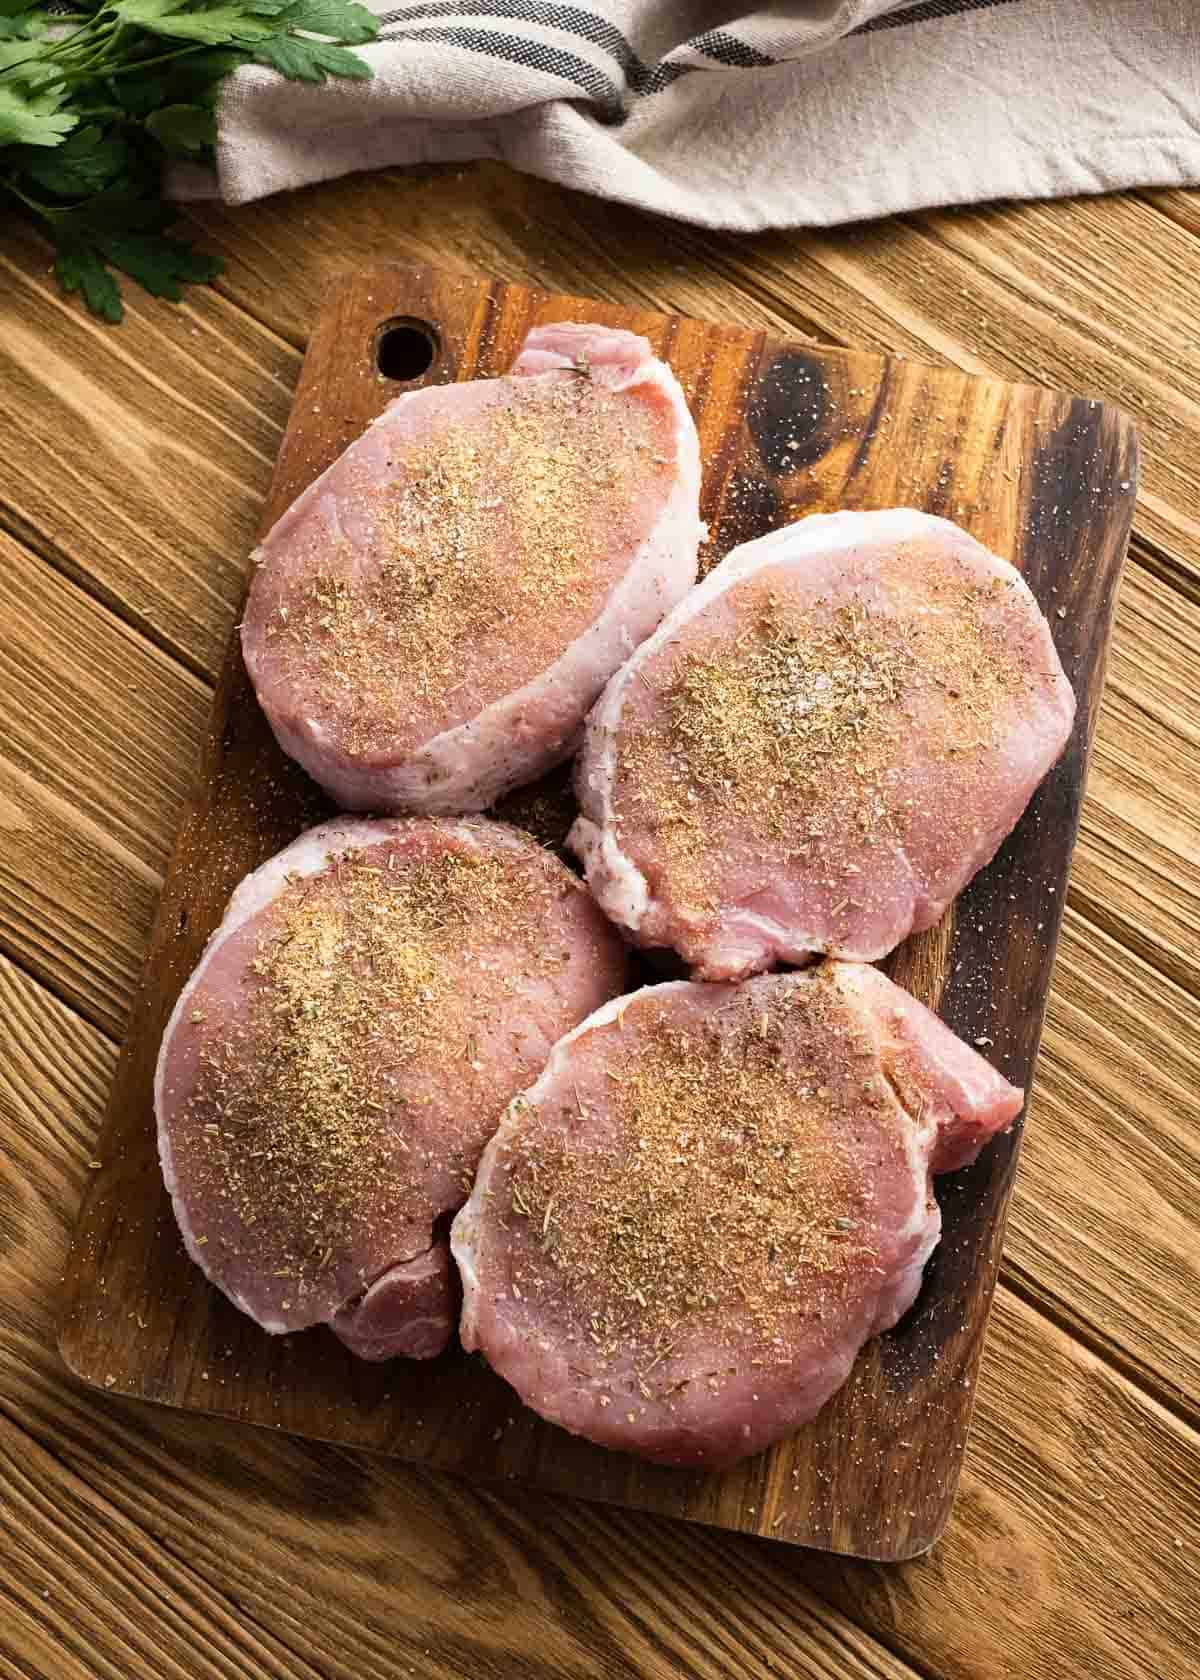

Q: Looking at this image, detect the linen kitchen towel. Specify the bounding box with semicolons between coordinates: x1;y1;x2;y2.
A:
201;0;1200;229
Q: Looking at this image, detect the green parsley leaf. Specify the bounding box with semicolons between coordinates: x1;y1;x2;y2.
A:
96;229;222;299
279;0;378;46
53;184;172;238
150;48;247;106
18;123;130;196
106;70;166;116
0;34;49;66
105;0;276;45
0;10;46;42
55;238;123;323
145;100;215;153
252;33;371;80
2;0;376;319
0;77;76;148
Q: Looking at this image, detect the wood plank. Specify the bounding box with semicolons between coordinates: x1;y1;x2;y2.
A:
0;530;209;1034
0;968;920;1680
185;166;1200;581
1069;562;1200;994
4;246;1197;1430
811;1289;1200;1680
182;161;832;346
8;489;1196;1429
0;220;297;681
0;1428;316;1680
2;153;1196;1679
0;530;209;873
0;755;159;1039
1009;906;1200;1418
181;161;960;357
57;263;1135;1560
899;198;1200;579
4;954;1199;1680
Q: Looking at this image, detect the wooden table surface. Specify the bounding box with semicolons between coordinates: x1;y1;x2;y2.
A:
1;164;1198;1680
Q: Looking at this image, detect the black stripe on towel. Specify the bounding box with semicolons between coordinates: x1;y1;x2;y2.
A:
854;0;1022;34
392;24;626;115
374;0;1021;110
376;1;642;78
375;3;707;99
685;29;775;69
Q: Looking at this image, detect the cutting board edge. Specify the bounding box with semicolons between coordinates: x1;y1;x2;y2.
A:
56;259;1139;1561
320;257;1143;433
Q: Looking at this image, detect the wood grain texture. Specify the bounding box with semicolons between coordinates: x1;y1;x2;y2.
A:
1;165;1198;1680
57;263;1136;1561
0;527;208;1036
4;943;1198;1680
2;254;1196;1433
0;219;295;681
1013;907;1200;1415
183;163;1200;579
5;467;1197;1426
4;206;1189;1431
1071;563;1200;993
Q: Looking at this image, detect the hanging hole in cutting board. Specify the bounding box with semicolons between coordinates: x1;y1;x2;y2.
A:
375;318;439;381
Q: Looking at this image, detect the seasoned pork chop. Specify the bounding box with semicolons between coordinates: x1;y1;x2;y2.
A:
453;962;1022;1467
571;509;1075;979
242;324;703;814
156;817;626;1360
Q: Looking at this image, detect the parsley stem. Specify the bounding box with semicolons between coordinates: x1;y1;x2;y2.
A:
0;22;95;79
54;42;215;85
2;0;378;322
50;29;120;79
2;178;53;218
0;48;48;77
13;17;97;62
10;22;118;85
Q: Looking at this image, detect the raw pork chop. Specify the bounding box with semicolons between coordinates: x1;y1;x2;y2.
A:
156;816;626;1360
571;508;1075;979
453;962;1022;1467
241;324;704;814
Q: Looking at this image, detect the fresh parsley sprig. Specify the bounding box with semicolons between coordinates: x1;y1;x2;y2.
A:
1;0;378;320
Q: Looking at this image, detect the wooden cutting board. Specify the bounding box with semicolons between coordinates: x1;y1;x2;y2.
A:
58;263;1137;1561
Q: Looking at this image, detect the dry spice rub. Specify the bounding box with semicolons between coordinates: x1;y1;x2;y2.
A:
183;849;511;1293
454;960;1023;1466
498;981;870;1368
241;321;702;815
264;374;670;756
614;556;1034;909
158;816;628;1358
569;511;1076;980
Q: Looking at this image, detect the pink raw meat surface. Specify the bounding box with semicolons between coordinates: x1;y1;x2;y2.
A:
452;962;1022;1468
156;816;626;1360
571;508;1076;979
242;323;704;814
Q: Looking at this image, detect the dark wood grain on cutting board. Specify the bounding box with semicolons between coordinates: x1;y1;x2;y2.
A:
57;263;1137;1561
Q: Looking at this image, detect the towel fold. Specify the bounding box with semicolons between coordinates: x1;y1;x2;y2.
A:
189;0;1200;230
